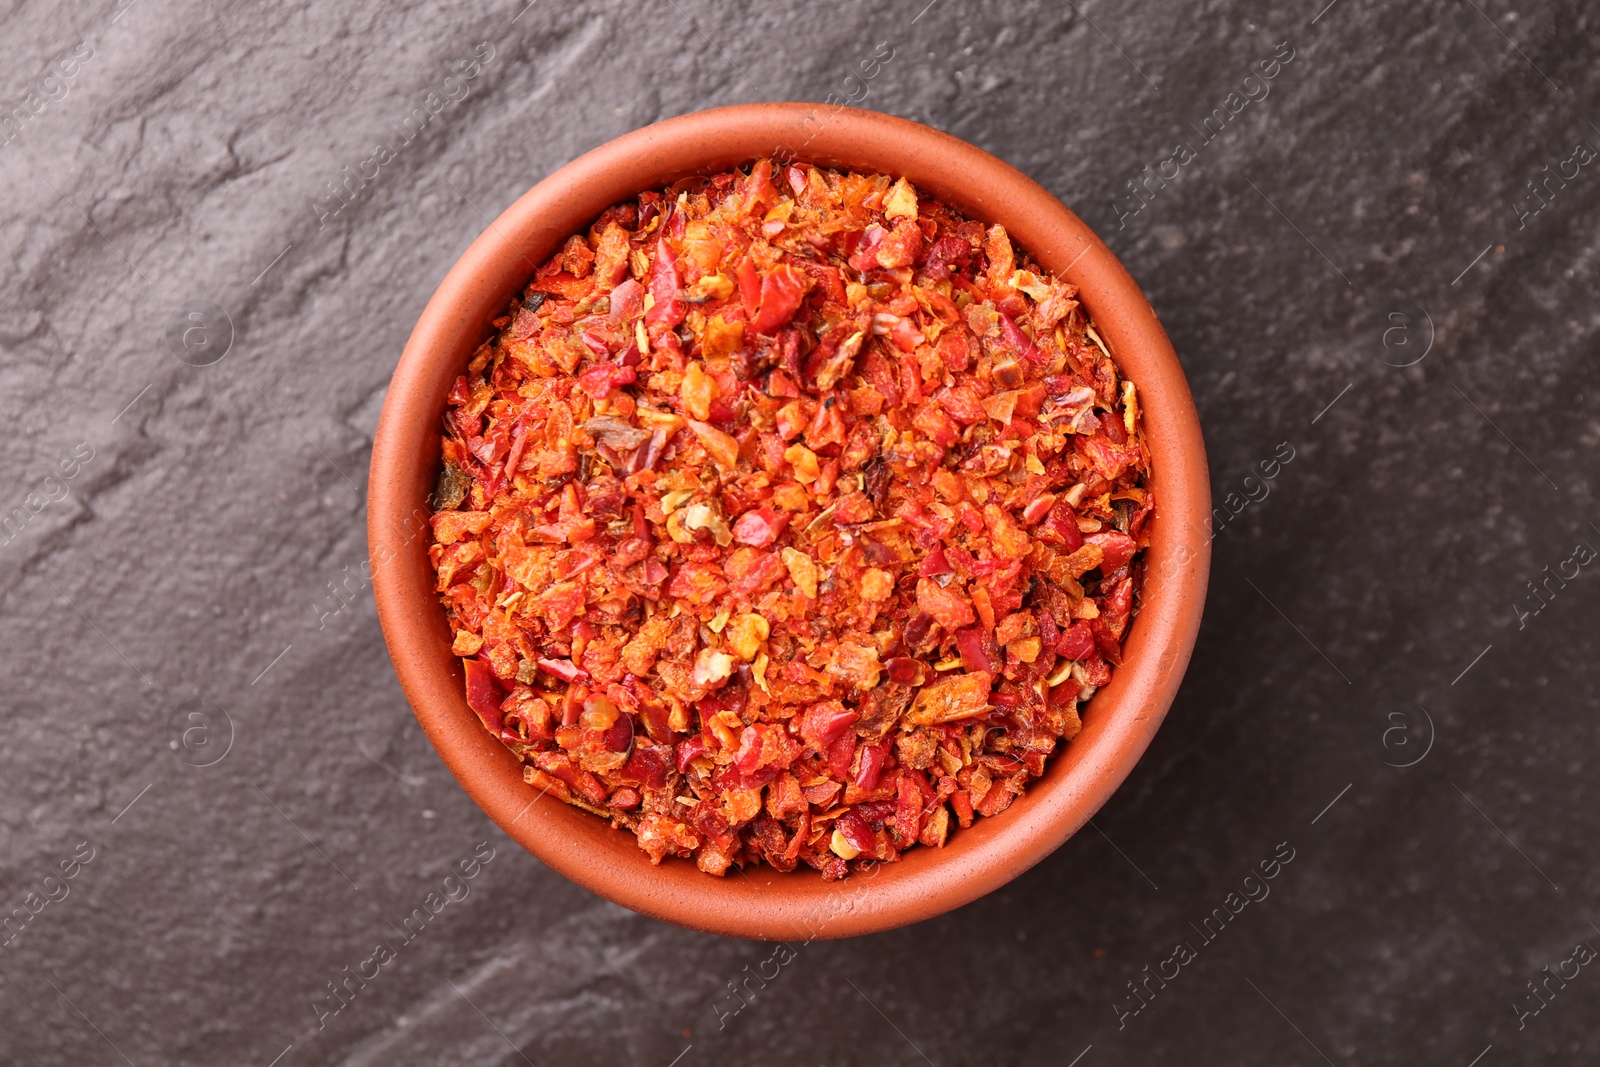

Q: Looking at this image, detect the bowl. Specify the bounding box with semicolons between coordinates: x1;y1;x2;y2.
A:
369;103;1209;939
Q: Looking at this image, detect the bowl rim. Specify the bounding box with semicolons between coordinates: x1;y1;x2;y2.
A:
369;102;1210;940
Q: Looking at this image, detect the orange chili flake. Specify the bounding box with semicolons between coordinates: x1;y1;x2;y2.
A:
430;160;1153;879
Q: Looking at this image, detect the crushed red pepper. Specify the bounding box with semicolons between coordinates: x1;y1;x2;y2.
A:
429;160;1152;879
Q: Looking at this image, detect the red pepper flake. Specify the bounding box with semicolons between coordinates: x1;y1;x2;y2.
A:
430;161;1152;879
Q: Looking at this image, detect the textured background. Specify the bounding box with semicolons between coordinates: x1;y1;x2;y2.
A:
2;0;1597;1064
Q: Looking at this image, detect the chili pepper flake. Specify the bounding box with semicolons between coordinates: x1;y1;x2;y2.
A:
429;160;1152;879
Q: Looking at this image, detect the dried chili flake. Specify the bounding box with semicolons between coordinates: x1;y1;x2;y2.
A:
429;161;1153;878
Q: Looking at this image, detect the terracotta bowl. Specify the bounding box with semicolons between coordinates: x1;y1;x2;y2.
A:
369;103;1209;940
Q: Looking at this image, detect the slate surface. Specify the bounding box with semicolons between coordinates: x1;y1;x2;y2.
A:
2;1;1597;1064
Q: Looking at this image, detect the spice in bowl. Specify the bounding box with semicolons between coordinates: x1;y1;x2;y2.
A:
429;159;1151;879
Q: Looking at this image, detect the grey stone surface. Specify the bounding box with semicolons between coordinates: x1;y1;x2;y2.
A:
1;0;1597;1063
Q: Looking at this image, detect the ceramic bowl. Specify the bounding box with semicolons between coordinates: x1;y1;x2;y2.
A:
369;103;1209;939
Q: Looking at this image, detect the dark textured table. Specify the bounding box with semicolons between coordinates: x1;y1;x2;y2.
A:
3;1;1597;1064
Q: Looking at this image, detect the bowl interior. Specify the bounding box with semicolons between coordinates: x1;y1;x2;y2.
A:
369;103;1209;940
